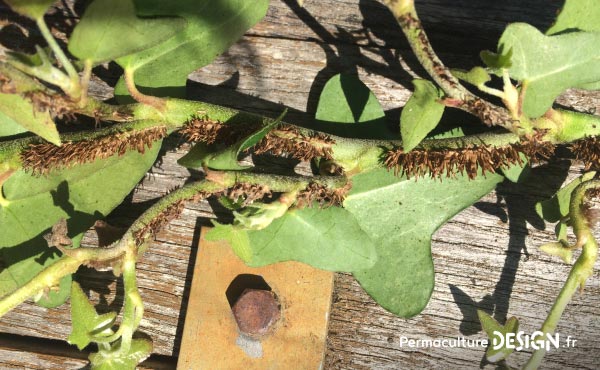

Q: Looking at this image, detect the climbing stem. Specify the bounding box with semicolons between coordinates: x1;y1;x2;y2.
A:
79;59;93;107
523;179;600;370
0;255;81;317
0;170;353;318
381;0;511;127
117;249;143;355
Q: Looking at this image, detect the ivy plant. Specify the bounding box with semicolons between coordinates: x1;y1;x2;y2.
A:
0;0;599;368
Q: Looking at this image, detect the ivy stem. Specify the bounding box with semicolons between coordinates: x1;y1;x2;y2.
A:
35;17;80;97
79;59;93;108
0;172;349;318
381;0;511;127
523;179;600;370
477;84;505;100
123;68;166;112
0;255;81;317
116;249;142;355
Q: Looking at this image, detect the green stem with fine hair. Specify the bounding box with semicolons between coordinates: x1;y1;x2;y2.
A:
0;255;81;318
0;172;349;318
116;249;143;355
523;179;600;370
381;0;511;127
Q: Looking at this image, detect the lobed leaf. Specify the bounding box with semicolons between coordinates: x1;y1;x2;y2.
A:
546;0;600;35
539;241;572;264
0;110;27;137
315;73;392;139
345;169;502;317
500;153;529;183
0;241;63;299
0;143;161;248
3;0;55;20
478;310;519;363
205;206;377;272
535;171;596;223
68;0;186;64
480;48;512;70
451;67;491;87
115;0;269;98
400;79;445;152
35;274;72;308
0;93;60;145
68;281;118;350
498;23;600;117
89;338;153;370
178;112;284;171
546;0;600;91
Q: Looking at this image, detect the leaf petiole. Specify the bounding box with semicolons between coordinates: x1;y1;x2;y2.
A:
35;17;80;98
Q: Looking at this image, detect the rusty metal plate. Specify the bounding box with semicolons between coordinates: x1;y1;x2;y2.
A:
177;227;334;370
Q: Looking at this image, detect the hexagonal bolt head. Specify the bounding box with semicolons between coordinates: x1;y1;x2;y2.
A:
231;289;281;338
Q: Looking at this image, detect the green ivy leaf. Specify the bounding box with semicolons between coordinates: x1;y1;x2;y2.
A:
0;111;28;137
0;93;60;145
480;48;512;70
498;23;600;117
114;0;269;98
535;171;596;223
68;0;186;64
426;126;466;140
546;0;600;90
0;241;62;298
6;50;43;68
345;169;502;317
400;79;445;152
35;274;72;308
477;310;519;363
205;206;377;272
500;153;530;183
555;221;568;241
68;281;118;350
539;241;572;264
315;73;392;139
547;0;600;35
177;143;215;169
0;143;161;248
205;222;252;262
178;112;285;171
451;67;491;87
89;338;153;370
3;0;56;20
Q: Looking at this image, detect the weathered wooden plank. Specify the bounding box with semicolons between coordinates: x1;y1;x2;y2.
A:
0;0;599;369
0;333;176;369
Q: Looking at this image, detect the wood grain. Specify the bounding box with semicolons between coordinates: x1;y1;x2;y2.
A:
0;0;599;369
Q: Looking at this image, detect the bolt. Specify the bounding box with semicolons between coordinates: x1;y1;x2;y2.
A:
231;289;281;338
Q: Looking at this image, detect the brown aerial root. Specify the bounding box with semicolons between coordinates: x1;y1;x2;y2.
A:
134;200;186;246
0;74;16;94
22;126;167;175
134;191;210;245
227;183;272;206
180;119;334;162
24;91;76;121
385;138;555;180
462;98;512;128
254;125;334;161
179;116;259;145
296;182;351;208
571;137;600;171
